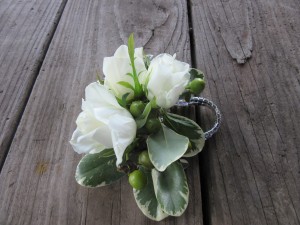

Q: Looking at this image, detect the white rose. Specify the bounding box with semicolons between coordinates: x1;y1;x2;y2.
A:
103;45;147;100
70;82;137;165
146;54;190;108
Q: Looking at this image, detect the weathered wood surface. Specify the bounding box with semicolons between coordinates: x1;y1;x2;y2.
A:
191;0;300;224
1;0;300;224
0;0;203;224
0;0;68;167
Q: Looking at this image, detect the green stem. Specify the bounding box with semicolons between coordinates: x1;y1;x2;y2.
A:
128;33;143;98
130;58;143;98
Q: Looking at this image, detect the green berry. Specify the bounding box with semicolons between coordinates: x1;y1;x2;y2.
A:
190;78;205;94
138;151;154;169
128;170;147;190
145;118;161;133
130;101;145;117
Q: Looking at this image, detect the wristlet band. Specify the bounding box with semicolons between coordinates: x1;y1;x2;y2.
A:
176;97;221;140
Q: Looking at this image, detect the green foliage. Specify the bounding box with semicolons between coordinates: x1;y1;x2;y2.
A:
128;33;143;98
163;112;205;157
133;168;168;221
96;71;104;85
128;33;135;63
147;124;189;171
152;162;189;216
116;93;130;108
136;101;152;129
143;54;152;69
118;81;135;91
75;149;125;187
189;68;204;80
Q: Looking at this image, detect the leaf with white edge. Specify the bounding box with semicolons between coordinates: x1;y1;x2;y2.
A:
152;162;189;216
75;149;125;187
133;168;168;221
163;112;205;157
136;101;152;129
147;124;189;172
189;68;204;80
179;158;189;169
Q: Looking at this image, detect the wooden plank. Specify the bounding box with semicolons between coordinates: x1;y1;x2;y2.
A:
0;0;68;166
0;0;203;224
190;0;300;224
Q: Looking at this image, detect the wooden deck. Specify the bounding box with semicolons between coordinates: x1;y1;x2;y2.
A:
0;0;299;224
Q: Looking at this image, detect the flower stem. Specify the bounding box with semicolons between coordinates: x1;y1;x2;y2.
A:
128;33;143;98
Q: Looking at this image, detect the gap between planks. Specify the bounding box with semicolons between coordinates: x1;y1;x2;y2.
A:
0;0;69;171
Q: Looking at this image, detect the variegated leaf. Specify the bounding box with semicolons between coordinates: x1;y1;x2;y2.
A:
152;162;189;216
163;112;205;157
147;124;189;172
133;168;168;221
75;149;125;187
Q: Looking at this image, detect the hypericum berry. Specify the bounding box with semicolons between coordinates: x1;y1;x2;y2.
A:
145;118;161;134
130;101;145;118
138;151;154;169
128;170;147;190
189;78;205;95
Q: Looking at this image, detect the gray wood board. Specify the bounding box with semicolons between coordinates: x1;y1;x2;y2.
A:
0;0;68;166
0;0;203;224
191;0;300;224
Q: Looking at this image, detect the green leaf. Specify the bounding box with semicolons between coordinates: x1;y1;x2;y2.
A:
75;149;125;187
143;54;151;69
128;33;135;63
116;93;130;108
163;113;205;157
96;71;104;84
147;124;189;171
133;168;168;221
116;97;123;107
118;81;135;91
127;33;143;98
136;101;152;129
143;67;152;96
179;91;191;102
179;158;189;169
126;72;134;78
189;68;204;80
152;162;189;216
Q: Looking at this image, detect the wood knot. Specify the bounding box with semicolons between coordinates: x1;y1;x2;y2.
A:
35;162;48;175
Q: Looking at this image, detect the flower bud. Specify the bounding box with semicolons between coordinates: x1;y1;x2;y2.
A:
138;150;154;169
189;78;205;95
130;101;145;117
145;118;161;134
128;170;147;190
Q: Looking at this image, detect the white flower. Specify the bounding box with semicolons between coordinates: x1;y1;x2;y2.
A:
103;45;147;100
70;82;137;165
146;54;190;109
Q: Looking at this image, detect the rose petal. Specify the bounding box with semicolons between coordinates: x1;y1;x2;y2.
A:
70;82;137;166
109;113;137;165
70;128;106;154
146;54;190;108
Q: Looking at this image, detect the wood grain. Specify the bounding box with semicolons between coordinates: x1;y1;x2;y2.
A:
190;0;300;224
0;0;203;224
0;0;68;167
